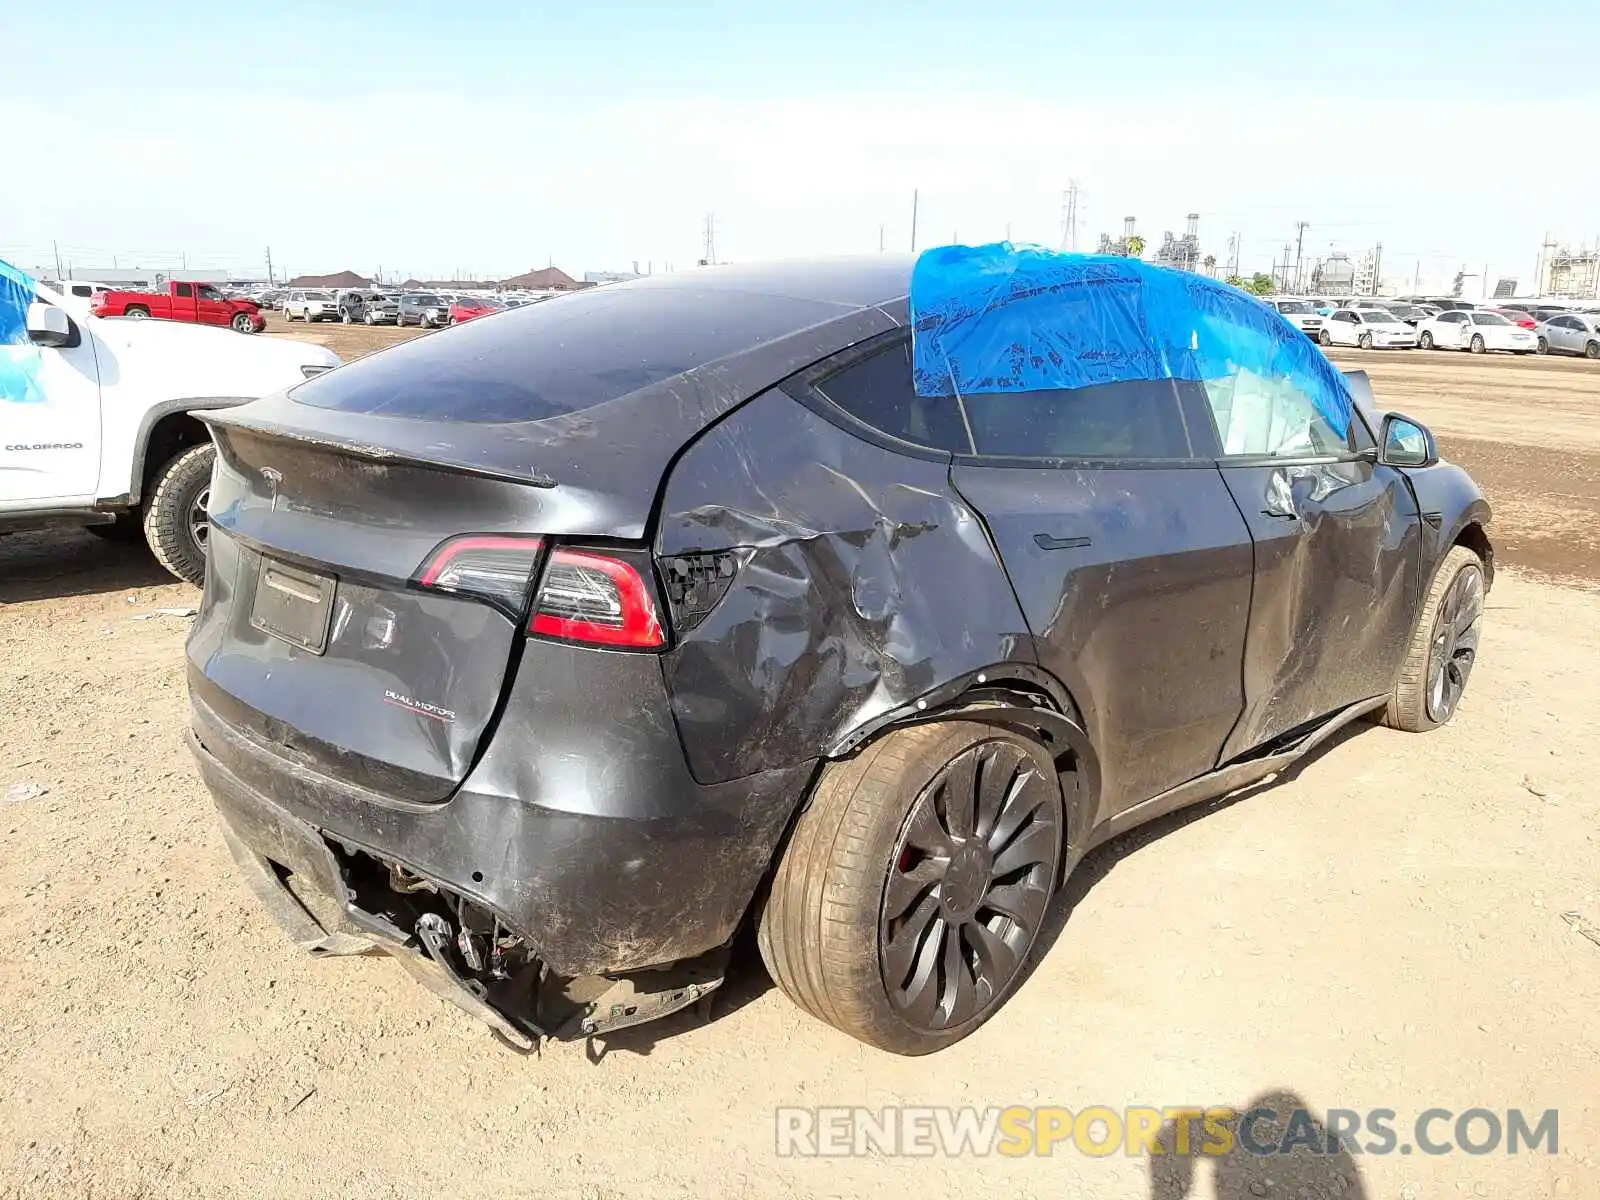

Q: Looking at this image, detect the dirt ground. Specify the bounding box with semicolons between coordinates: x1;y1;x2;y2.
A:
2;327;1598;1199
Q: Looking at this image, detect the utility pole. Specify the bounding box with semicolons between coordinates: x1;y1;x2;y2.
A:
1060;180;1080;251
266;245;274;286
52;240;62;280
1281;242;1294;291
702;213;717;266
910;189;919;253
1227;231;1241;278
1371;242;1383;296
1293;221;1308;291
879;224;885;252
181;250;187;270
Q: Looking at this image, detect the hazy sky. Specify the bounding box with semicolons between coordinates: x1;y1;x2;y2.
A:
3;1;1596;292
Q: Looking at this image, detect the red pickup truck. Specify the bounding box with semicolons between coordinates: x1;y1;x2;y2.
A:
92;281;266;334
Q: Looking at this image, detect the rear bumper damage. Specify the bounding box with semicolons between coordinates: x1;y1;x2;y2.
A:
189;682;813;1043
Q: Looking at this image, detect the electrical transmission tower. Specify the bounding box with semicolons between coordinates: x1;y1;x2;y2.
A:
701;213;718;266
1060;180;1081;251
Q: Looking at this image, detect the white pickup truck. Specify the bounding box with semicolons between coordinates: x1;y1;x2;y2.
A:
2;262;339;584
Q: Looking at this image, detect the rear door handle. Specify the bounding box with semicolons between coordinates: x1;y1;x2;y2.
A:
1033;533;1093;551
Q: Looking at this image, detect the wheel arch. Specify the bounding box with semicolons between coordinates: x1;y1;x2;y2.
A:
121;399;246;506
823;663;1101;853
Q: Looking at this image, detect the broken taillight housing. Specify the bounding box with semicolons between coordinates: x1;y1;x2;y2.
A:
415;537;663;650
530;549;664;649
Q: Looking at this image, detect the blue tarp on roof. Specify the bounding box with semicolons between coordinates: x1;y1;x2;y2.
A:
909;243;1352;435
1;258;46;405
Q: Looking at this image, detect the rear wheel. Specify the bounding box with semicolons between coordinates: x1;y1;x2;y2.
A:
1358;332;1373;349
1587;340;1600;360
1382;545;1485;732
125;306;149;320
1469;333;1486;354
758;721;1064;1055
143;443;216;586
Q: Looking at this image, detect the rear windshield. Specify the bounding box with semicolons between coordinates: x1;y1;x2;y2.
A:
293;283;841;423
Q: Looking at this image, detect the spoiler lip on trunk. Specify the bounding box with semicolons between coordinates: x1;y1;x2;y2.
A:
198;408;558;489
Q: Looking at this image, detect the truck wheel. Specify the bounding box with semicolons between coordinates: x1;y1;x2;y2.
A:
126;306;150;320
143;443;215;586
758;721;1064;1055
231;312;257;333
341;309;353;324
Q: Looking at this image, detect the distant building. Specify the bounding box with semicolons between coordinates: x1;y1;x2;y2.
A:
29;266;230;289
287;270;373;289
1096;216;1141;258
584;270;641;285
1313;253;1355;293
1539;247;1600;298
1154;214;1202;273
502;266;582;291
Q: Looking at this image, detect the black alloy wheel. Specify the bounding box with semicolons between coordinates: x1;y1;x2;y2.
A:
878;737;1061;1033
1425;562;1484;723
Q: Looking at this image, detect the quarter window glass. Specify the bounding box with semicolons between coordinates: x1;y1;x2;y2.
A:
1204;370;1348;458
963;380;1193;459
815;340;971;452
176;283;193;298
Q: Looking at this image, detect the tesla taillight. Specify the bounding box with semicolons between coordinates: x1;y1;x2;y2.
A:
414;535;543;614
530;550;664;649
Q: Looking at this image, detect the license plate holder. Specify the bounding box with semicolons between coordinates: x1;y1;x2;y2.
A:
250;559;336;654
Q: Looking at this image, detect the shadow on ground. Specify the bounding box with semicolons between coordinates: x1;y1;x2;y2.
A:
0;528;176;603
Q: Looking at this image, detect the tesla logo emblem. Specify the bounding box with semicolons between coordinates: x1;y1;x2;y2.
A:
260;466;283;512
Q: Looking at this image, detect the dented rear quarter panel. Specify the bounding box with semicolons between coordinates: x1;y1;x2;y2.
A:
656;388;1034;784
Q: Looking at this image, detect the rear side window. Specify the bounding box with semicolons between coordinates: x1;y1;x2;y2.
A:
296;285;847;424
814;340;970;452
963;380;1194;459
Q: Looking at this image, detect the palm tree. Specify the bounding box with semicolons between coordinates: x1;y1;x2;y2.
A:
1125;234;1146;259
1202;254;1217;276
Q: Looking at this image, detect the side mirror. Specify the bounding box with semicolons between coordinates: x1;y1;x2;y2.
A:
1379;412;1437;468
26;301;76;348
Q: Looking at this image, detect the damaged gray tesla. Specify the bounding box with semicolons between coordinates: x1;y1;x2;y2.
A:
186;245;1492;1055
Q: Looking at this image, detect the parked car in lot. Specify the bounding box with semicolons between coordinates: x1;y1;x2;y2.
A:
282;290;339;322
1;260;338;584
1488;307;1538;330
334;291;400;325
92;280;266;334
1383;304;1433;327
1534;312;1600;358
1319;308;1418;349
184;250;1493;1055
1269;298;1325;339
1417;309;1538;354
448;296;504;324
396;293;450;328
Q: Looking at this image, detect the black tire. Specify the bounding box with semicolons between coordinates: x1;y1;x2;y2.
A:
1469;333;1486;354
1382;545;1485;733
142;443;215;586
757;721;1064;1055
1318;329;1332;346
1358;332;1373;350
1587;341;1600;360
125;306;149;320
1420;330;1434;350
1536;336;1548;354
231;312;256;333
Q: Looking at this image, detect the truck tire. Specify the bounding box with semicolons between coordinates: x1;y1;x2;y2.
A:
143;443;215;586
125;306;150;320
231;312;257;333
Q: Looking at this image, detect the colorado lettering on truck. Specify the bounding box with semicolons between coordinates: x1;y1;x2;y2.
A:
0;258;339;584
